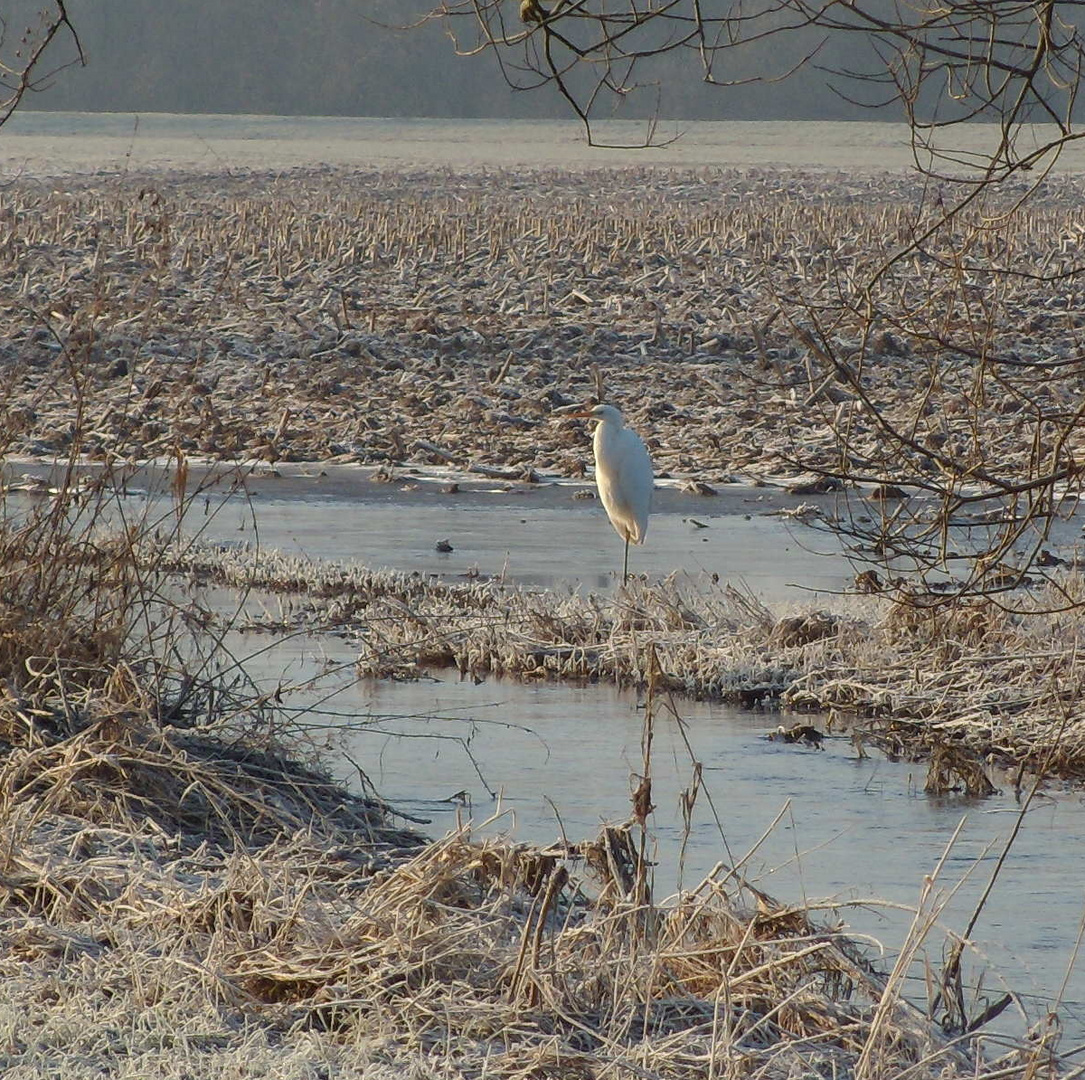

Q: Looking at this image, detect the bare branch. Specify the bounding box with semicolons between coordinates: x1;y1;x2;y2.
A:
0;2;84;128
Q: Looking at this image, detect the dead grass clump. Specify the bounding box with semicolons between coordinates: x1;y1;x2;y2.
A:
0;719;420;855
170;536;1085;778
925;741;999;797
161;543;803;700
772;610;841;648
0;446;420;861
195;828;992;1079
883;595;1014;655
0;454;257;759
0;488;132;711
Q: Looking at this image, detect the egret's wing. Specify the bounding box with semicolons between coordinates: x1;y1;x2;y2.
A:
612;428;653;543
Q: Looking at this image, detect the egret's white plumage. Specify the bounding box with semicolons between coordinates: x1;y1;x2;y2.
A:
574;403;653;583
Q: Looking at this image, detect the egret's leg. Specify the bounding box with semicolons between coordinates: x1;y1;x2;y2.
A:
622;537;630;585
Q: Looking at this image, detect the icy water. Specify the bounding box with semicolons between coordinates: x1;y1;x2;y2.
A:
197;464;850;597
8;460;1085;1041
138;466;1085;1045
247;595;1085;1045
9;111;1085;174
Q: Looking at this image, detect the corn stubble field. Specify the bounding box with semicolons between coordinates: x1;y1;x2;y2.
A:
1;163;1084;1075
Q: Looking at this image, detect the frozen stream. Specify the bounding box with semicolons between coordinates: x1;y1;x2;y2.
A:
7;461;1085;1045
179;466;1085;1047
240;634;1085;1046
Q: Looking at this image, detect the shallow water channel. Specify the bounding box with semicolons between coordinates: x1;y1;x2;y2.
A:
10;463;1085;1045
175;469;1085;1049
244;632;1085;1045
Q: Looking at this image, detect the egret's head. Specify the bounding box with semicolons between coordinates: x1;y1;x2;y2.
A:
570;403;623;426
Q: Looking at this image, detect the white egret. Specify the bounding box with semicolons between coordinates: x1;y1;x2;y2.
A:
572;403;653;584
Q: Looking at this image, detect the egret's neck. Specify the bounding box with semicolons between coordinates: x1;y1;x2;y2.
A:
593;419;620;454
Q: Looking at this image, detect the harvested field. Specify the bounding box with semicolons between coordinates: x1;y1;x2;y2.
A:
4;166;1085;491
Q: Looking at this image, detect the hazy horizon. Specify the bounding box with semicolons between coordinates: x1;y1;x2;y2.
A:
19;0;906;125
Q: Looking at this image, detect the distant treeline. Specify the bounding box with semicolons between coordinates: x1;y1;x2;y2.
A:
28;0;912;120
